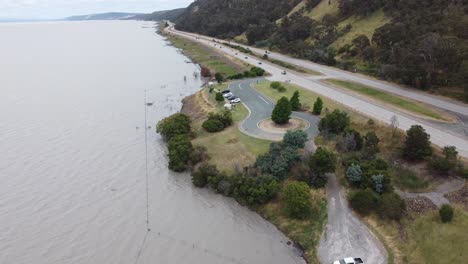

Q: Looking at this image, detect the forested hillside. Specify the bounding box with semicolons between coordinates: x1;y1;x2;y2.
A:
175;0;302;38
175;0;468;100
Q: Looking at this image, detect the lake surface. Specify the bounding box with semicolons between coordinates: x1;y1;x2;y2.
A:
0;21;305;264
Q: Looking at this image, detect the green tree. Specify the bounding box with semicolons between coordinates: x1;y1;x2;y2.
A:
346;163;363;186
403;125;432;160
255;142;301;180
167;135;193;172
215;92;224;102
349;189;380;216
215;72;224;83
283;130;308;149
439;204;454;223
363;132;380;159
156;113;191;141
313;97;323;115
318;110;350;134
281;181;312;219
272;97;292;124
191;164;219;188
378;193;406;220
309;147;337;175
290;91;301;111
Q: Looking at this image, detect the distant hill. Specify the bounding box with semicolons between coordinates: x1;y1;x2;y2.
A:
134;8;185;21
65;12;143;21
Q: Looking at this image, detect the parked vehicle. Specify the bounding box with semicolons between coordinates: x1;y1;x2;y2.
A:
230;98;241;104
221;90;230;94
333;257;364;264
223;92;233;98
281;71;287;75
226;95;238;100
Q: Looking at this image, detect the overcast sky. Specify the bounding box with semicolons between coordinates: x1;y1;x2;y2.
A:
0;0;194;20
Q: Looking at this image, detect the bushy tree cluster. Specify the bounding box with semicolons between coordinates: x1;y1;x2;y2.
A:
319;110;350;135
255;142;301;180
168;134;193;172
156;113;191;141
281;181;312;219
202;111;233;133
157;113;194;172
228;67;266;80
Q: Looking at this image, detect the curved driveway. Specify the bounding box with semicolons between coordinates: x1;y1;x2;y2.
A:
228;78;320;141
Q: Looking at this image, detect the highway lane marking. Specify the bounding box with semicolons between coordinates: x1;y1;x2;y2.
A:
258;96;270;104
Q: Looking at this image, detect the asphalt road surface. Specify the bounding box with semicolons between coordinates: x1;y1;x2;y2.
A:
167;26;468;158
228;78;320;141
319;174;387;264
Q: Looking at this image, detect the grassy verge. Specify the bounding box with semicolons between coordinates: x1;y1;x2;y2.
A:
254;81;369;123
324;79;448;121
259;188;328;264
367;207;468;264
165;34;246;77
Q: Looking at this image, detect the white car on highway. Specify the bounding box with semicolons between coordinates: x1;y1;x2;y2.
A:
333;257;364;264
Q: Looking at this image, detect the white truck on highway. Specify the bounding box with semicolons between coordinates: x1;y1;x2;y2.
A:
333;257;364;264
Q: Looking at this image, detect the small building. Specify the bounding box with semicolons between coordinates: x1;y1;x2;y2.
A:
224;103;232;111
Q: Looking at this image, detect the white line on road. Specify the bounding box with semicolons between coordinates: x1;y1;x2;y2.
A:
258;96;269;104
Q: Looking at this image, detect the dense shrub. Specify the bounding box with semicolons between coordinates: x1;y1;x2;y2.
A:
281;181;312;219
283;130;308;149
156;113;191;141
362;132;380;159
202;118;225;132
372;174;385;194
189;146;208;165
215;92;224;102
192;164;219;188
429;155;452;176
309;147;337;175
231;175;279;206
312;97;323;115
200;66;211;78
319;110;350;135
346;163;363;186
202;111;233;133
215;72;224;83
271;82;281;89
168;135;193;172
339;129;363;152
403;125;432;161
290;91;301;111
439;204;454;223
255;142;301;180
378;193;406;220
272;97;292;124
349;189;380;216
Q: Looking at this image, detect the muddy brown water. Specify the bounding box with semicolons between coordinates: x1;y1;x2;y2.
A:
0;21;305;264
